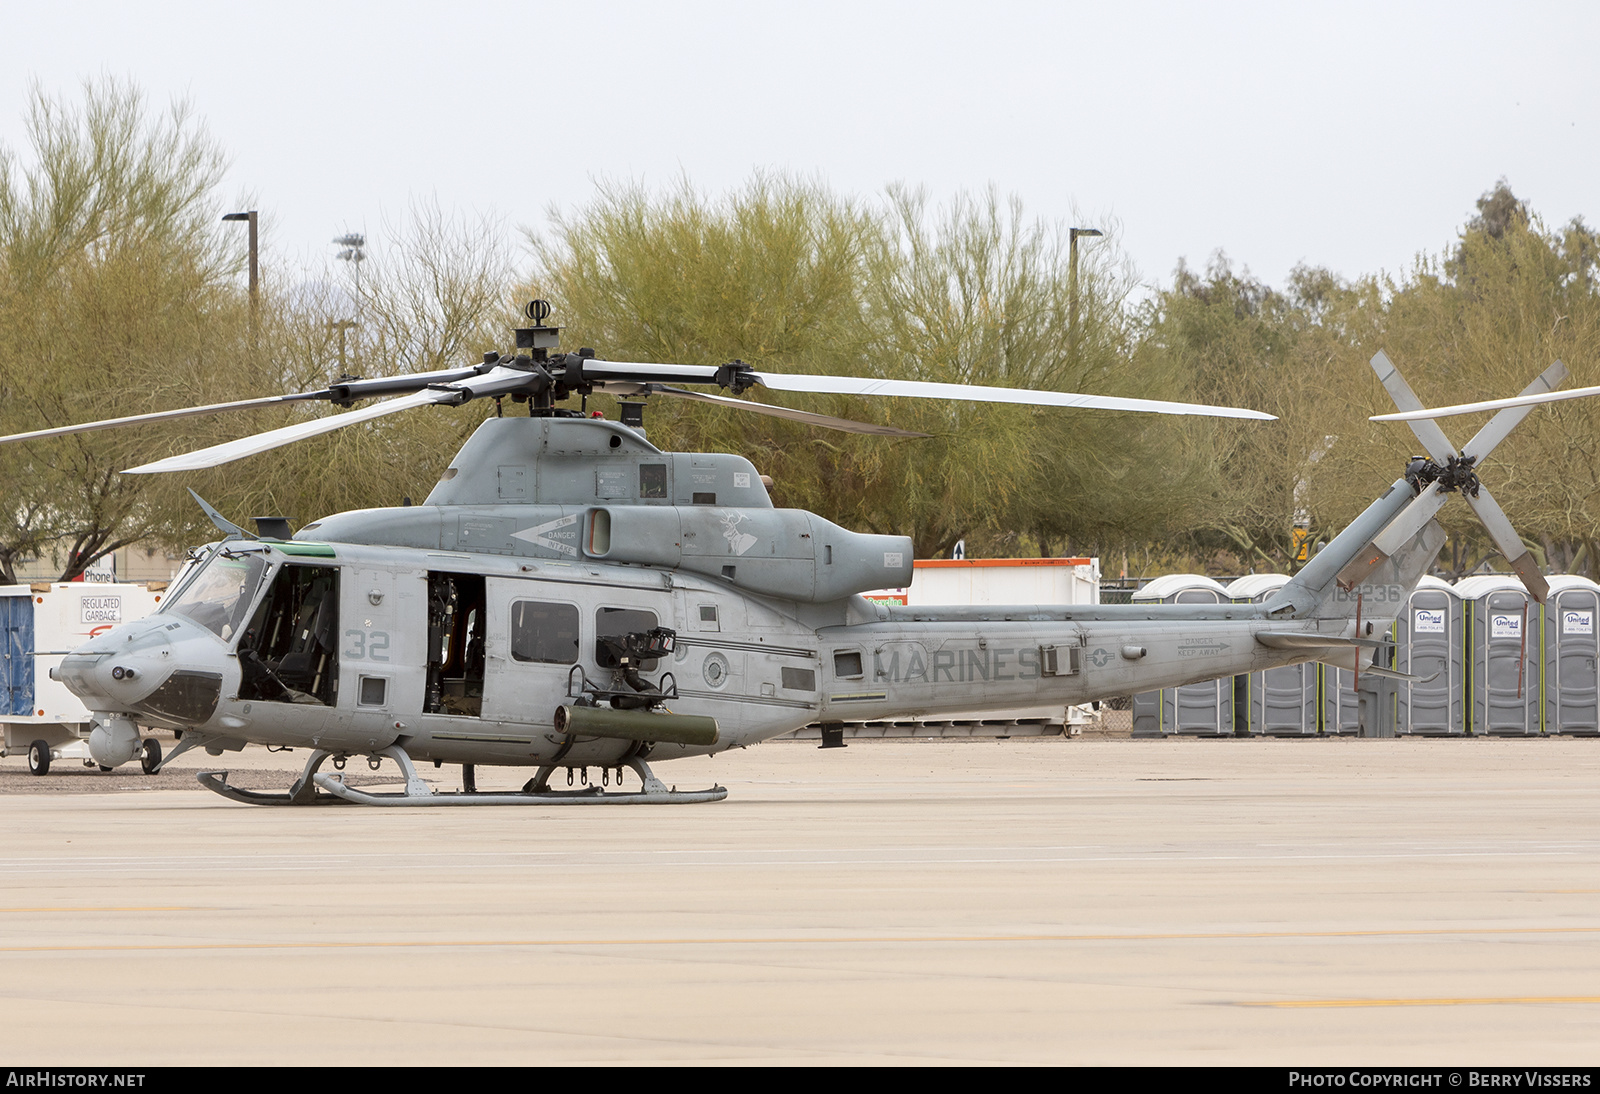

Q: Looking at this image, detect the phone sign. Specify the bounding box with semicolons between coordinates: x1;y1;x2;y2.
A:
80;595;122;624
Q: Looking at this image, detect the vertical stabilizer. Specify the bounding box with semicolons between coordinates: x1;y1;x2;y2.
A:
1263;477;1445;620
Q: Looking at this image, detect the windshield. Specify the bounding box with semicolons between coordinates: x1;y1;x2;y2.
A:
161;550;272;641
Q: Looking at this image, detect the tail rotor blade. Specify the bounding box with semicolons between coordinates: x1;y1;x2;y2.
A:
1369;350;1457;461
1459;360;1569;461
1463;486;1549;603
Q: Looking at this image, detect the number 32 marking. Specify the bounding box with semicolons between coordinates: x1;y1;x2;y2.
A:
344;629;390;661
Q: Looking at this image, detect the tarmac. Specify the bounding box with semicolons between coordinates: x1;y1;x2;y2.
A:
1;733;1598;1066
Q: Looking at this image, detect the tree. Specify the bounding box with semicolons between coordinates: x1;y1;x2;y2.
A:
0;79;238;581
530;177;1203;558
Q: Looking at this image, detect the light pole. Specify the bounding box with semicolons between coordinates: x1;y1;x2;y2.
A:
1075;225;1100;332
1068;226;1103;345
333;232;366;370
333;232;366;311
223;210;258;344
328;319;358;375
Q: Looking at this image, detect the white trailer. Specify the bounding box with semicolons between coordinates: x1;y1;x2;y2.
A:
0;581;169;775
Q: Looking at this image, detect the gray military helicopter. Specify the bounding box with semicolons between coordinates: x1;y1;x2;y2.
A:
2;307;1559;804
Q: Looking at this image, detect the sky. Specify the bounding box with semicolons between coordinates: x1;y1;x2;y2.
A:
3;0;1598;295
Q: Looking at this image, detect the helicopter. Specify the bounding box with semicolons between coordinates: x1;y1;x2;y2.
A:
2;305;1562;804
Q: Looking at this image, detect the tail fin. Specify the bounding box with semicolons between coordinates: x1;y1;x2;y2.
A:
1263;477;1445;622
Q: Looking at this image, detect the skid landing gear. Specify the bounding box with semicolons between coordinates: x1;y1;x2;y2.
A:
200;747;726;806
197;748;352;805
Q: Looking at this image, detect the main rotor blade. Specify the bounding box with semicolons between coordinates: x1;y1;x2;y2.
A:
121;366;541;473
748;373;1275;419
651;386;931;437
0;362;498;450
584;360;1275;419
122;389;451;474
0;392;323;446
1368;350;1457;462
1463;486;1549;603
1374;376;1595;421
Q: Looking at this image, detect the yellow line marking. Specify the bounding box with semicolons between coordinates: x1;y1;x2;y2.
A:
3;925;1600;955
1243;996;1600;1009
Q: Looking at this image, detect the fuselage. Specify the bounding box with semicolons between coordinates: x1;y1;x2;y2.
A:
53;417;1419;772
55;536;1358;770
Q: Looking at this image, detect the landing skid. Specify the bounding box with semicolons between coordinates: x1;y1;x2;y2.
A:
197;746;726;806
196;747;350;805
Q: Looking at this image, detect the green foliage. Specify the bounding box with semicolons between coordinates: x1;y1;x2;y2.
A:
3;77;1596;592
532;178;1204;557
0;79;236;580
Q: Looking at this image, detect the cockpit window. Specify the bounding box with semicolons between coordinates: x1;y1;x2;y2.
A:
161;552;270;641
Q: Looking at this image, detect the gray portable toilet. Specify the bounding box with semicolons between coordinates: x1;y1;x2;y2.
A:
1542;575;1600;735
1395;576;1464;735
1227;574;1317;735
1130;575;1233;736
1456;574;1540;735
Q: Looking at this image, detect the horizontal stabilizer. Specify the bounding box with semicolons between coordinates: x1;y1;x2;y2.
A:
1254;632;1386;651
1358;662;1440;684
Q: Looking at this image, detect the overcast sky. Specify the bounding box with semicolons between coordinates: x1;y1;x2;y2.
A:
4;0;1597;295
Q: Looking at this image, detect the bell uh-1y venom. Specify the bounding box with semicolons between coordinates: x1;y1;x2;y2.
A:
0;304;1561;804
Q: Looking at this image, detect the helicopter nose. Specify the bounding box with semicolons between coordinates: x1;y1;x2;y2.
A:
67;614;228;706
56;616;180;711
58;616;231;727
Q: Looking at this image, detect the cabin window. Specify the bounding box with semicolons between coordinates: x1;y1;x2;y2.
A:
639;463;668;499
236;564;340;706
511;601;580;664
595;607;661;670
833;650;864;679
359;676;388;706
782;667;816;691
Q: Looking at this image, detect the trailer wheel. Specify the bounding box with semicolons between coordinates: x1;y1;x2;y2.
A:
27;740;50;776
140;738;162;775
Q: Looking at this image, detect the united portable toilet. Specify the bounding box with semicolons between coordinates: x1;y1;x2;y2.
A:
1130;574;1233;737
1456;574;1541;736
1541;575;1600;735
1226;574;1318;736
1395;576;1464;735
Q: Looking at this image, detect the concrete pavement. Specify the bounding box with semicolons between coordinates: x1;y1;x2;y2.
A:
0;736;1597;1065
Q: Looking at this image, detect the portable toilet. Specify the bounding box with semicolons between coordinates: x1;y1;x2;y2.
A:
1542;575;1600;735
1395;576;1464;735
1130;574;1233;737
1456;574;1540;735
1227;574;1317;736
